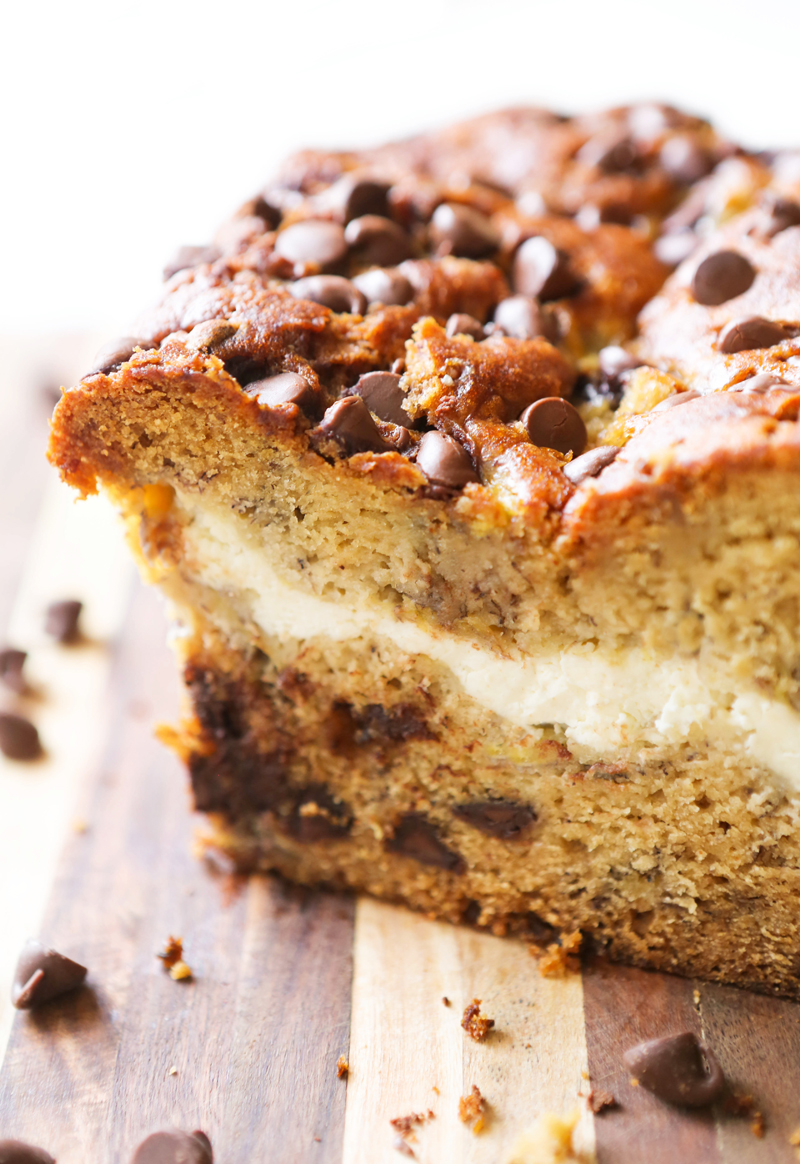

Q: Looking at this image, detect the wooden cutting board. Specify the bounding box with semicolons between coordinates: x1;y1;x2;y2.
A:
1;337;800;1163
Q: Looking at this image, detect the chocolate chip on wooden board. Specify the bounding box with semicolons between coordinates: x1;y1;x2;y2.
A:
563;445;620;485
352;267;414;307
415;432;479;490
717;316;788;353
430;202;500;258
44;599;83;643
690;250;756;305
12;939;87;1008
513;236;581;301
0;1140;56;1164
274;219;348;271
0;647;27;693
623;1032;724;1107
316;396;391;456
351;371;411;426
521;397;587;457
129;1130;213;1164
0;714;42;761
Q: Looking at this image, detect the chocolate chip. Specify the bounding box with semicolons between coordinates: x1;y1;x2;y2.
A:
289;275;366;315
430;202;500;258
352;267;414;308
493;295;558;342
563;445;620;485
736;371;790;393
597;346;641;381
0;714;42;761
351;371;411;426
717;316;787;354
274;219;348;271
691;250;756;305
316;396;391;455
623;1032;724;1107
386;813;464;872
12;939;87;1008
521;397;587;457
651;390;702;412
575;203;633;230
763;195;800;237
453;800;537;839
513;237;581;301
344;215;411;266
325;175;391;223
286;785;352;843
654;230;699;267
130;1130;213;1164
245;372;318;413
659;135;713;184
44;598;82;643
576;132;639;173
445;313;485;341
162;244;222;281
415;432;479;489
89;336;158;375
0;648;27;693
0;1140;56;1164
186;319;238;351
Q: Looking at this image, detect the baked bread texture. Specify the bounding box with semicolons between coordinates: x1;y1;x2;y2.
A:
49;104;800;997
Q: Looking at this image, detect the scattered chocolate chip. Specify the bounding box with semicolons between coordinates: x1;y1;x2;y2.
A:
659;135;713;184
623;1032;724;1107
44;598;82;643
344;215;411;266
386;813;464;872
736;371;790;393
651;390;702;412
289;275;366;315
12;939;87;1008
89;336;157;375
316;396;391;455
245;372;318;413
577;132;638;173
415;432;479;490
0;714;42;761
717;316;787;354
325;175;391;223
353;267;414;308
351;371;411;426
274;219;348;271
598;346;641;381
453;800;536;839
493;295;558;342
521;397;587;457
162;244;222;281
186;319;238;351
0;648;27;693
690;250;756;306
130;1130;213;1164
445;313;484;341
430;202;500;258
513;237;581;301
0;1140;56;1164
763;195;800;237
563;445;620;485
654;230;699;267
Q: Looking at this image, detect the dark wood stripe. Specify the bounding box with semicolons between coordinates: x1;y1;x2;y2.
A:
0;583;354;1162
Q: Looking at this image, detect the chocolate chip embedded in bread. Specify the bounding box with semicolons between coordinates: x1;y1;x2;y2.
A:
351;371;411;426
563;445;621;485
352;267;414;308
493;295;557;342
386;813;465;872
289;275;367;315
736;371;790;393
316;396;391;455
89;336;158;375
430;202;500;258
651;390;702;413
453;800;537;839
762;194;800;237
324;175;391;223
286;785;353;843
445;313;485;341
344;215;412;266
717;316;787;354
690;250;756;305
0;1139;56;1164
623;1032;724;1107
415;432;479;489
245;372;318;413
11;939;87;1008
0;714;42;761
576;131;638;173
186;319;239;351
513;237;581;301
130;1130;213;1164
521;397;587;457
274;219;349;271
162;244;222;281
44;598;83;643
659;135;713;184
0;647;27;693
598;346;641;381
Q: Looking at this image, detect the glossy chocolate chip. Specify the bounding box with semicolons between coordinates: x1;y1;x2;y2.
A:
0;1140;56;1164
344;215;411;266
12;939;87;1008
245;372;318;413
163;244;222;281
430;202;500;258
494;295;558;342
415;432;479;489
0;714;41;761
352;267;414;308
576;132;638;173
351;371;411;426
563;445;621;485
717;316;787;353
654;230;699;267
325;175;391;223
513;237;581;301
453;800;537;840
0;647;27;693
736;372;790;393
763;195;800;237
623;1032;724;1107
89;336;157;375
575;203;633;230
521;397;587;457
691;250;756;305
186;320;238;351
130;1130;213;1164
274;219;348;271
445;313;484;341
597;346;641;381
45;598;82;643
289;275;366;315
386;813;464;872
659;135;713;184
316;396;391;455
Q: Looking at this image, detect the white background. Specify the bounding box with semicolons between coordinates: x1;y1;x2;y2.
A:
2;0;800;338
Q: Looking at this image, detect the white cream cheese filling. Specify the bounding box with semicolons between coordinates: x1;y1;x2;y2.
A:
177;502;800;792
